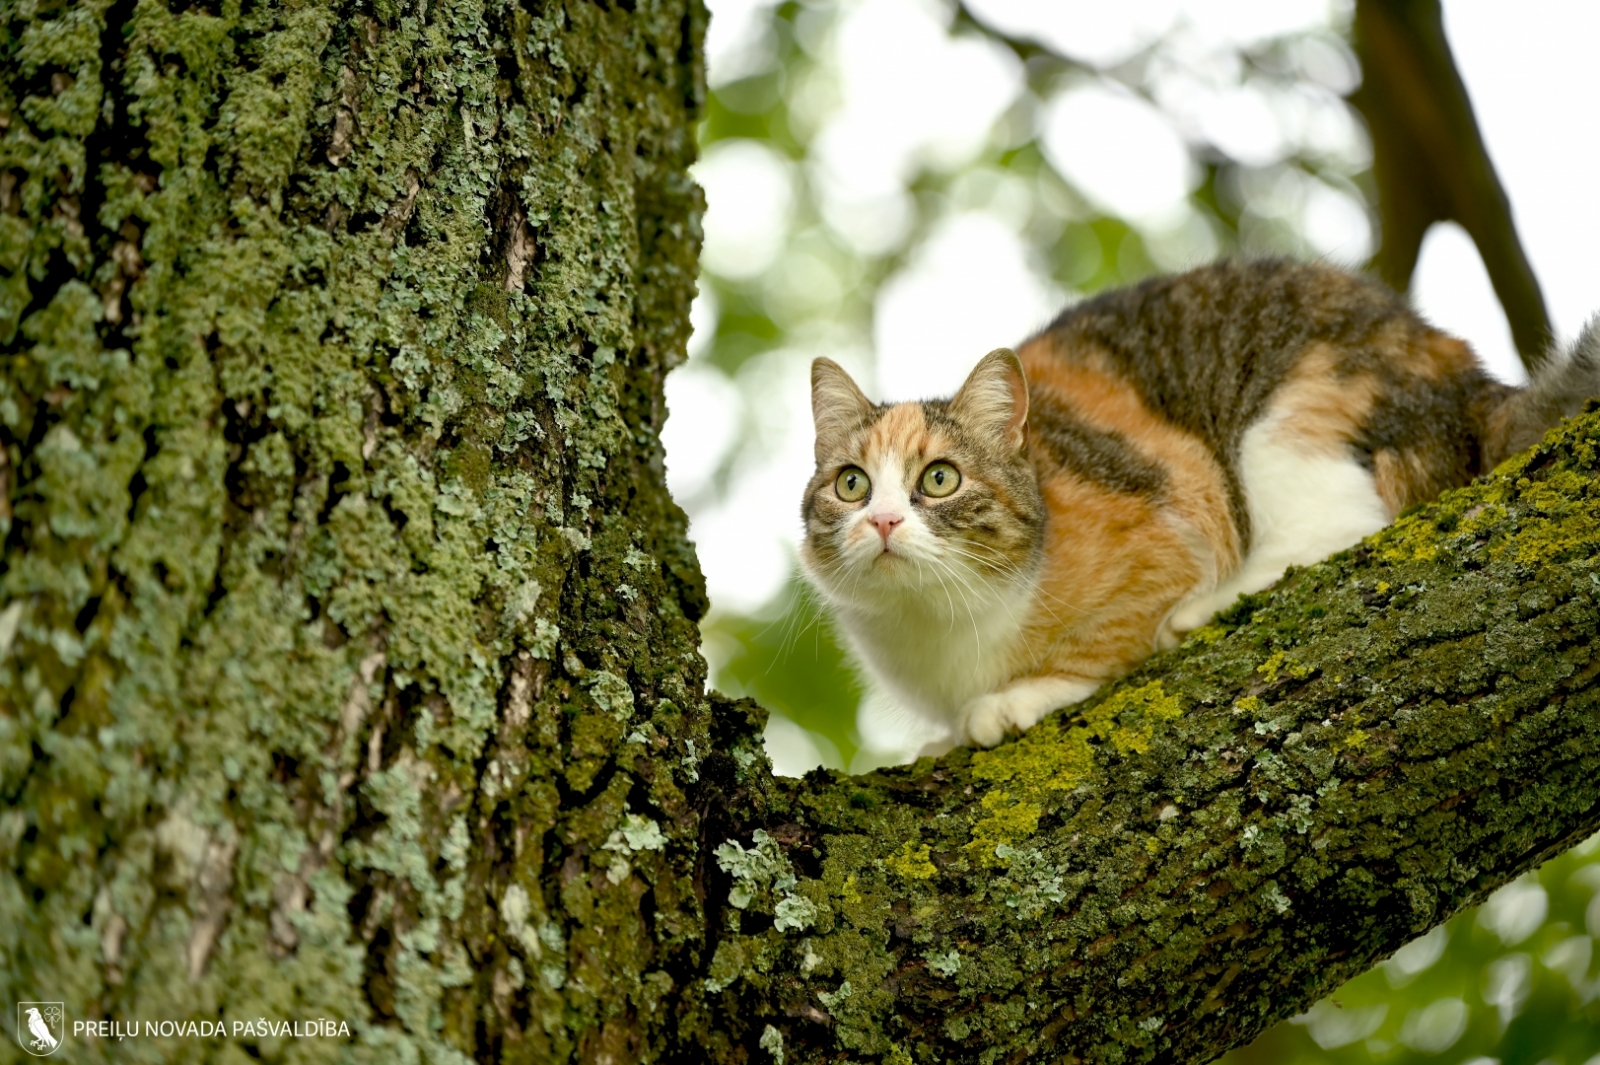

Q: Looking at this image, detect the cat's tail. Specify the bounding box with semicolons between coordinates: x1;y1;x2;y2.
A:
1483;317;1600;468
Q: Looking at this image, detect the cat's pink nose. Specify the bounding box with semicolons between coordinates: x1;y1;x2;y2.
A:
870;513;903;547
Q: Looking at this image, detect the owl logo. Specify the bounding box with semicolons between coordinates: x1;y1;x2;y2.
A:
15;1003;64;1057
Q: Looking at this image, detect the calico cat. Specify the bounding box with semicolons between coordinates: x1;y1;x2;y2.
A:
800;259;1600;754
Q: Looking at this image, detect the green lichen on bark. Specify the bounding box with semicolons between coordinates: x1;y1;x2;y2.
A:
3;0;711;1061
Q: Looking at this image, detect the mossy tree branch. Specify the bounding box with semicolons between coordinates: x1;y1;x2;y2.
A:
2;0;718;1061
4;2;1599;1065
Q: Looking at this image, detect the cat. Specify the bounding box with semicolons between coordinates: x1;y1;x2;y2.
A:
799;259;1600;755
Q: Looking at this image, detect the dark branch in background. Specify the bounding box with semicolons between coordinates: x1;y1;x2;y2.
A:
1350;0;1553;370
952;2;1068;68
959;0;1555;374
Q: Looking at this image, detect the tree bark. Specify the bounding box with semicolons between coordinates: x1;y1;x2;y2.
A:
2;0;714;1061
4;4;1600;1065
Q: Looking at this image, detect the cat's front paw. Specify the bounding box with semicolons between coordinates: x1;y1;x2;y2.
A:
963;690;1050;748
961;676;1102;748
1167;597;1219;634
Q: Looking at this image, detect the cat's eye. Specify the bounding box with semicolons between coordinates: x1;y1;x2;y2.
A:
835;467;870;502
920;462;961;498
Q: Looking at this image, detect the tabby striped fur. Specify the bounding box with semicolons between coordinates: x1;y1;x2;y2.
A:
800;259;1600;753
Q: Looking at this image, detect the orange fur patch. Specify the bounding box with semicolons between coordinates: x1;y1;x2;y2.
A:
1012;473;1204;684
1007;334;1241;684
1265;342;1379;458
1410;331;1478;381
1371;449;1432;515
859;404;946;482
1020;336;1241;573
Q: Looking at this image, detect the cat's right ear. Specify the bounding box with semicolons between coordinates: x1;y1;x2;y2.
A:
951;347;1029;452
811;358;875;463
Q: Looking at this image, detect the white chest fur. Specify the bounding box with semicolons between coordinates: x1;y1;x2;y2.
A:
1167;407;1393;632
827;576;1034;728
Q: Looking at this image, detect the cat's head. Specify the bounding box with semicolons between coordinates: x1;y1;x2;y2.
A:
800;349;1045;612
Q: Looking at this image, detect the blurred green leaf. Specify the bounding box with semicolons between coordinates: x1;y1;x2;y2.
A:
703;588;862;767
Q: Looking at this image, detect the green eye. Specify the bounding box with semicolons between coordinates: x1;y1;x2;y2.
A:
920;462;960;498
835;466;870;502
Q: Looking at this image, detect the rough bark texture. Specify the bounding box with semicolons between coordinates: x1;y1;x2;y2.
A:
4;4;1600;1065
1;0;715;1061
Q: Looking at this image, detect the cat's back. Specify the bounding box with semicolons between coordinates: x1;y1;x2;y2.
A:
1018;258;1508;521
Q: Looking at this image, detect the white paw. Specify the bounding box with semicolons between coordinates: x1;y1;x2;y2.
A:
961;677;1102;748
963;690;1048;748
1167;599;1217;634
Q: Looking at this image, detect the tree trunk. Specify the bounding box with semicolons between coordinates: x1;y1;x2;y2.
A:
3;4;1599;1065
2;0;714;1061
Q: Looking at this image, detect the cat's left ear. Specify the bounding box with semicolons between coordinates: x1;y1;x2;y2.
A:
811;357;876;462
951;348;1029;451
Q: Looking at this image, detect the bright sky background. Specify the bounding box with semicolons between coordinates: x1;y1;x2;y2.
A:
667;0;1600;768
1414;2;1600;385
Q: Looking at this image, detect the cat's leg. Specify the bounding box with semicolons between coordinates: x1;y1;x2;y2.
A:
1168;414;1390;632
963;675;1102;748
856;686;957;765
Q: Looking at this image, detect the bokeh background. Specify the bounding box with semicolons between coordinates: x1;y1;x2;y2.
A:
663;0;1600;1061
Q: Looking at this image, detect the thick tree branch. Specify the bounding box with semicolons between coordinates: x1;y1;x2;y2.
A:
701;409;1600;1063
1351;0;1554;370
